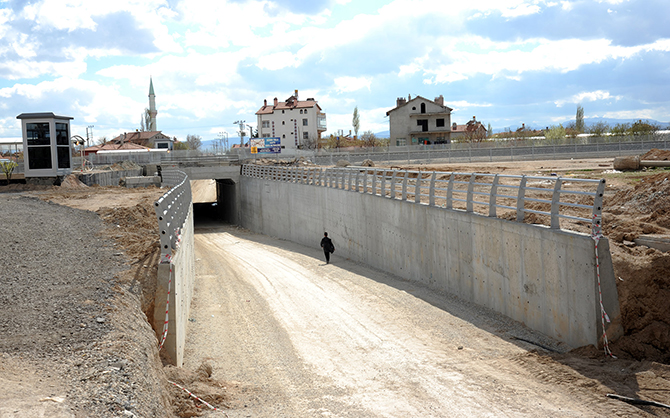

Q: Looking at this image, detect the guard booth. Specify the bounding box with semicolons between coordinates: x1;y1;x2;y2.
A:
16;113;74;178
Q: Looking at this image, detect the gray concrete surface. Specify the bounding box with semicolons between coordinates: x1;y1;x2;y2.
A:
122;175;161;188
153;203;195;366
159;163;240;181
78;169;143;186
238;176;621;349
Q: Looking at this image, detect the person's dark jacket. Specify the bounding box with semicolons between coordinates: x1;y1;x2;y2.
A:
321;237;334;253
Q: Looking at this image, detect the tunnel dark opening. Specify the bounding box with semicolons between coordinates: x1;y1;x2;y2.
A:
193;178;237;225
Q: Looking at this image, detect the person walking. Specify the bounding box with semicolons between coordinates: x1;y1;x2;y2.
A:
320;232;334;264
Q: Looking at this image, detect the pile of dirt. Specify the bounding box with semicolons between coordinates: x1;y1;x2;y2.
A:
251;157;316;166
97;199;162;322
165;363;235;417
110;160;143;170
641;148;670;161
599;172;670;362
59;173;89;189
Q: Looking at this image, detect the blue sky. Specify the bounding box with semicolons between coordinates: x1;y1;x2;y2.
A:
1;0;669;144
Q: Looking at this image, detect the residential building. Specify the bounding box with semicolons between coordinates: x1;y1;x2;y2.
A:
255;90;327;149
83;140;150;156
108;131;174;150
386;95;453;146
450;116;488;141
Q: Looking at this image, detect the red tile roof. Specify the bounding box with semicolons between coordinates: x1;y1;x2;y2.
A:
256;95;322;115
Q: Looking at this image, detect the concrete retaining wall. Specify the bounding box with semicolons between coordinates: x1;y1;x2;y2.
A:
238;176;621;349
78;169;143;186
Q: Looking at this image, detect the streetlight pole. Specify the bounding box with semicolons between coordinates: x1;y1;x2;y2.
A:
233;120;246;147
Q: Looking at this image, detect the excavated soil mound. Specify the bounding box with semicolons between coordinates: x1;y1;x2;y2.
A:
641;148;670;161
601;172;670;362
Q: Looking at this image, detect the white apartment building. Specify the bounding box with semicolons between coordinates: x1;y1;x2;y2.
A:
255;90;327;149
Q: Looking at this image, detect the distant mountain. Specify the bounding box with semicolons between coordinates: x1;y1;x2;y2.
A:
495;118;670;134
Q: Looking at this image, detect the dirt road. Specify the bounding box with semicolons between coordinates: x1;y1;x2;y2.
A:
183;225;656;417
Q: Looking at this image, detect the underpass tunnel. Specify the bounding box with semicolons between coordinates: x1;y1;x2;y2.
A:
191;178;238;224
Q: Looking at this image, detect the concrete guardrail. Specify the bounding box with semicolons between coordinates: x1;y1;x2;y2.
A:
153;169;195;366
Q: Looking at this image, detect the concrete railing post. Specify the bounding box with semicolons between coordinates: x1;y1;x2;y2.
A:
363;170;368;193
390;171;397;199
371;169;377;196
489;174;499;217
592;179;606;235
401;171;408;201
550;178;563;229
516;175;527;222
429;172;436;206
466;173;476;212
414;172;421;204
381;169;387;197
446;173;455;210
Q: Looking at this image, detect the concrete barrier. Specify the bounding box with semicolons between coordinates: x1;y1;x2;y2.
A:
78;169;143;186
238;166;621;349
122;176;161;188
153;170;195;366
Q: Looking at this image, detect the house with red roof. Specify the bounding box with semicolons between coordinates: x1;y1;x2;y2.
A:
255;90;327;150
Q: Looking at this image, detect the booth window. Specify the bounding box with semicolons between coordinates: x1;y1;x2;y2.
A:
56;123;71;169
26;123;52;169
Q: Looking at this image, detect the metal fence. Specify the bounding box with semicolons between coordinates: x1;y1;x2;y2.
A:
309;136;670;166
83;151;240;166
154;169;192;258
242;165;604;233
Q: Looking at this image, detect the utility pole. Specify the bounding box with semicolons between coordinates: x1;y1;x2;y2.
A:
233;120;246;147
87;125;94;147
218;132;229;154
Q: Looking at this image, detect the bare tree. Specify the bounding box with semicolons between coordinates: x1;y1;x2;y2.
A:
360;130;378;147
142;108;151;132
186;134;202;150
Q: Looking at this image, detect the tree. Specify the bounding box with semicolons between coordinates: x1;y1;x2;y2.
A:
141;108;151;132
487;123;493;138
611;123;630;136
628;119;660;135
463;117;487;142
587;121;610;136
352;106;360;138
564;121;579;138
544;124;566;141
173;141;188;150
360;130;378;147
186;134;202;150
0;161;18;183
96;136;108;145
575;104;584;133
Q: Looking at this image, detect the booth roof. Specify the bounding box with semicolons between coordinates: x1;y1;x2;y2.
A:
16;112;73;120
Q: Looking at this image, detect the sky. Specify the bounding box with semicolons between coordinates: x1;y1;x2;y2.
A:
1;0;669;145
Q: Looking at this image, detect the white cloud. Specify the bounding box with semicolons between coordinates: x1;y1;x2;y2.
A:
449;100;493;108
334;76;372;93
257;51;299;71
602;109;655;119
560;1;573;11
416;37;670;84
554;90;622;107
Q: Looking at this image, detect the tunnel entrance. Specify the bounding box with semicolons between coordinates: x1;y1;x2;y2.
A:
192;178;238;225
